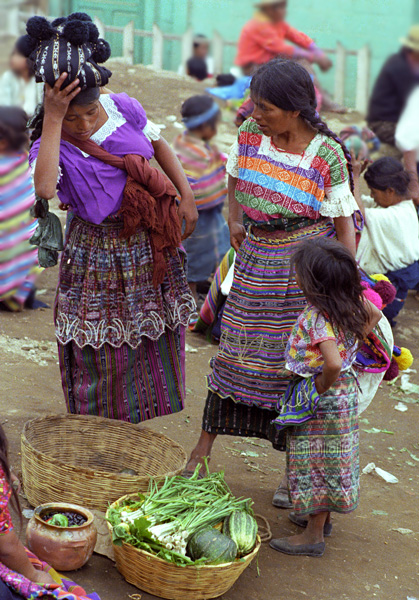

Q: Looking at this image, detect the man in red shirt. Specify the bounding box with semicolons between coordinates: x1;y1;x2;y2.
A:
236;0;332;75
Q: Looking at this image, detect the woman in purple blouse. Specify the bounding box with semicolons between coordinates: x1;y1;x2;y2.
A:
22;14;198;423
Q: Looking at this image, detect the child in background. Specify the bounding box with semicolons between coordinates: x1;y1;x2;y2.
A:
186;57;208;82
0;45;43;117
271;237;381;557
355;157;419;327
173;95;230;301
0;423;101;599
179;34;214;79
0;107;42;312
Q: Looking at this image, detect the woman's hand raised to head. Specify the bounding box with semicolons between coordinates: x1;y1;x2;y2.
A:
44;73;81;122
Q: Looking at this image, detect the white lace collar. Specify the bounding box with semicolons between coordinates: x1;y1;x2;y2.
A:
259;132;324;168
91;94;126;145
71;94;127;157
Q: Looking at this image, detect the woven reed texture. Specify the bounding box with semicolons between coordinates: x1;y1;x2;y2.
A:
108;494;261;600
21;415;187;512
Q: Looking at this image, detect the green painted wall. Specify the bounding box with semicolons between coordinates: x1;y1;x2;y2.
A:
55;0;418;107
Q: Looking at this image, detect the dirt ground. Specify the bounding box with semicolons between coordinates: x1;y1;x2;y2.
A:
1;63;418;600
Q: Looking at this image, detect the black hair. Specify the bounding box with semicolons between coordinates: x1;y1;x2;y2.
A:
71;86;100;105
0;107;29;151
0;425;21;522
181;94;220;130
364;157;410;196
291;237;370;343
187;57;208;81
193;34;209;49
216;73;236;87
11;45;36;78
250;58;354;193
30;87;101;144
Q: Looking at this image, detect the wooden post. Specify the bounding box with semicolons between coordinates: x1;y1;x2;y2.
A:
212;30;224;75
334;42;346;106
93;16;106;39
355;44;371;114
152;23;164;70
123;20;135;65
181;28;194;73
7;6;20;36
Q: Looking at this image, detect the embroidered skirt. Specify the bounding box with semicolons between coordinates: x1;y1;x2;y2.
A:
56;216;195;423
207;222;335;410
287;372;359;515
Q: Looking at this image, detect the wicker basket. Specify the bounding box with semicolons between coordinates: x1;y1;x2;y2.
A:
21;415;187;512
107;494;261;600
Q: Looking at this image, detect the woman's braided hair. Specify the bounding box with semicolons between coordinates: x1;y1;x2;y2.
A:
250;58;354;194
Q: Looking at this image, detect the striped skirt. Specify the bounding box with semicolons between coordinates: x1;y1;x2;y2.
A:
0;154;41;311
287;372;359;515
207;222;335;410
58;329;186;422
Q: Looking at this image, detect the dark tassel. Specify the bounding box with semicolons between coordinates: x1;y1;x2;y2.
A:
26;16;55;40
63;20;90;45
92;38;111;63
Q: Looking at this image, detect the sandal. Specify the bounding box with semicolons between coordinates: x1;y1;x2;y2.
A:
270;537;325;557
272;486;293;509
288;512;333;537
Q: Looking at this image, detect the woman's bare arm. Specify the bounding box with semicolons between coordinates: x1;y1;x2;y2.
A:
152;137;198;240
228;175;246;251
0;530;54;585
34;74;81;199
334;215;356;256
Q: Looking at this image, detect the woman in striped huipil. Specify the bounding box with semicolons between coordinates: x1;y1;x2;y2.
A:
185;60;360;553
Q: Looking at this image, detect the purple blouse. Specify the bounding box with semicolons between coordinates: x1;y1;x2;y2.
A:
29;93;155;224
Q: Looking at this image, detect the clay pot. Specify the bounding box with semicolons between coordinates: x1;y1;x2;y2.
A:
26;502;97;571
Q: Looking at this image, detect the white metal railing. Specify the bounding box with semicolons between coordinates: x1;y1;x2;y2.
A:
0;7;371;113
94;17;371;113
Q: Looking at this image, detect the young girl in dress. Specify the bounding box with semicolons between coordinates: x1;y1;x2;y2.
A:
173;95;230;301
270;237;381;557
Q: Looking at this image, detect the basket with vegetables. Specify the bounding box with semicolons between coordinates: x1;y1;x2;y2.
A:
106;465;260;600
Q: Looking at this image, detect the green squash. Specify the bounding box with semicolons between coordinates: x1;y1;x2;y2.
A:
224;511;258;556
187;527;237;564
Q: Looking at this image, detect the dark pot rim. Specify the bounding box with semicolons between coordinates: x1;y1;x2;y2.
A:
33;502;95;529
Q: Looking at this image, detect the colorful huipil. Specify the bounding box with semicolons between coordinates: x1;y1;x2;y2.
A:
30;93;195;423
206;118;358;410
173;132;230;282
0;153;41;310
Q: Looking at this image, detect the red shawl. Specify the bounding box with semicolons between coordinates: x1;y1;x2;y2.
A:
61;131;181;287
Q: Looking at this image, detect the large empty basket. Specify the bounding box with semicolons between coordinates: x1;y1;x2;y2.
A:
21;414;187;512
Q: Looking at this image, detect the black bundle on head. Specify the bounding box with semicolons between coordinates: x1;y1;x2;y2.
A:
0;107;29;151
364;157;411;195
250;59;355;194
291;237;369;343
16;12;112;90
